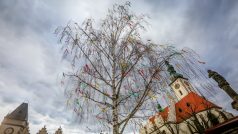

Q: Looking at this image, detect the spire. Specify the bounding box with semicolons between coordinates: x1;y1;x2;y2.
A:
6;103;28;121
38;126;48;134
165;60;184;82
55;126;63;134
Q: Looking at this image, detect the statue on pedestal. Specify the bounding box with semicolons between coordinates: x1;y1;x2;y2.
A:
208;69;238;111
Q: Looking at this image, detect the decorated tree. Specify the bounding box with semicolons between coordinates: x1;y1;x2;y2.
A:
55;2;213;134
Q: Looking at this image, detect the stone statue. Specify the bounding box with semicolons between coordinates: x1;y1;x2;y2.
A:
208;69;238;111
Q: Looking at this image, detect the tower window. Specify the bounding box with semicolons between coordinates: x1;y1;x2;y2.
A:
179;90;183;95
178;108;182;112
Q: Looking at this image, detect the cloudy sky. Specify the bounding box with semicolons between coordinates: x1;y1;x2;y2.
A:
0;0;238;133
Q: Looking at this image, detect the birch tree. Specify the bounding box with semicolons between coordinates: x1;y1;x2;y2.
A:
55;2;192;134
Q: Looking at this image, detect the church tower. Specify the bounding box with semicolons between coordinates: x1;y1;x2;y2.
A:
165;60;196;101
140;61;235;134
0;103;29;134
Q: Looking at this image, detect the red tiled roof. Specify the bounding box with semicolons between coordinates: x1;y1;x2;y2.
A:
149;92;220;124
149;107;169;124
175;92;220;122
157;107;169;121
149;116;156;124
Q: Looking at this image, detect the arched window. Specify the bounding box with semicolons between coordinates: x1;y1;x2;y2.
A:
179;90;183;95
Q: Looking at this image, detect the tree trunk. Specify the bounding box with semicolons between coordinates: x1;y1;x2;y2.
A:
112;40;119;134
112;96;119;134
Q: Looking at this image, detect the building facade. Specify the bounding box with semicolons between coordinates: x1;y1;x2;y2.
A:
0;103;62;134
140;61;234;134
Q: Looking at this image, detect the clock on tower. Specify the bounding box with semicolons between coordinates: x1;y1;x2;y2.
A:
4;127;14;134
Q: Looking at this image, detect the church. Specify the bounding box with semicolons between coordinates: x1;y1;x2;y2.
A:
140;61;236;134
0;103;63;134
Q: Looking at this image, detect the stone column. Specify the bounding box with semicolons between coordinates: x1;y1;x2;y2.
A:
208;70;238;111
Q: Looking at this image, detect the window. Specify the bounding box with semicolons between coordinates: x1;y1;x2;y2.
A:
178;108;182;112
186;102;190;107
179;90;183;95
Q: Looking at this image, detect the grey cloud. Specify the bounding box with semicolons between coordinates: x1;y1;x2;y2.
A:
0;0;56;35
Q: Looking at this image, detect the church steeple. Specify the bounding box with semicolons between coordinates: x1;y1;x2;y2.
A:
165;61;195;101
6;103;28;121
165;60;184;83
0;103;29;134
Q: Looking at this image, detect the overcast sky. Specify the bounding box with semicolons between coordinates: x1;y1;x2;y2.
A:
0;0;238;133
